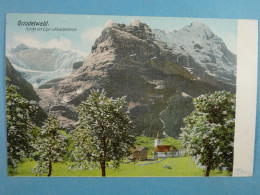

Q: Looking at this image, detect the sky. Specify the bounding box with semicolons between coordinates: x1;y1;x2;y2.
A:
6;14;237;56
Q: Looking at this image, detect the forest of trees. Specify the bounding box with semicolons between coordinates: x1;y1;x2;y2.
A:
6;82;235;177
6;86;135;176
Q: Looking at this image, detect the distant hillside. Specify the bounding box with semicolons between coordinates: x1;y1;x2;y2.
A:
6;57;47;125
6;57;39;101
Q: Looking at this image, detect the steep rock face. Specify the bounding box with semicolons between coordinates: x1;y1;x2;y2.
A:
72;61;84;72
6;57;39;101
160;92;194;138
153;22;236;88
7;44;84;87
6;57;47;126
37;21;236;137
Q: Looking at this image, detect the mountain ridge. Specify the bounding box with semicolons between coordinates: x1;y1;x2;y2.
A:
153;21;236;87
34;20;236;137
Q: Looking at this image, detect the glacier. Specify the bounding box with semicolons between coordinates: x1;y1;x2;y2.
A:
7;43;85;88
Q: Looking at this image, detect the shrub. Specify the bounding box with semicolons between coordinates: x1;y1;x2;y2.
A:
163;164;172;169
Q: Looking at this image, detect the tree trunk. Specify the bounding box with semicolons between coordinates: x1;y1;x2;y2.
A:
100;161;106;177
48;160;52;177
205;165;211;177
101;128;107;177
48;145;53;177
205;150;213;177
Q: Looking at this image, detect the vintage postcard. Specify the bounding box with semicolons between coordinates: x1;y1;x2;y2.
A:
5;14;257;177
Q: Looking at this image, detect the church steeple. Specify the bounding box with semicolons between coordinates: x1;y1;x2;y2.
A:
156;131;160;139
154;130;162;147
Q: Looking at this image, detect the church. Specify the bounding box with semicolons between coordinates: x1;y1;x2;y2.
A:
153;132;179;159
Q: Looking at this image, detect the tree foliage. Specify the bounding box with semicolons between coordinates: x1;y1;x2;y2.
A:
6;83;36;169
72;89;135;176
33;114;67;176
180;91;235;176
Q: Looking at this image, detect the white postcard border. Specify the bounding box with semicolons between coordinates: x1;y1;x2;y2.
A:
233;20;258;176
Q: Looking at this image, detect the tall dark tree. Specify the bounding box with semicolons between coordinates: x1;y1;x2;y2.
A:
180;91;235;176
72;89;135;177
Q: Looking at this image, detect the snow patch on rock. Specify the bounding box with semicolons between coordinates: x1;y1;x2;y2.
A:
104;20;115;29
182;92;191;98
130;20;141;27
61;96;69;103
147;80;164;89
205;69;217;77
76;88;83;95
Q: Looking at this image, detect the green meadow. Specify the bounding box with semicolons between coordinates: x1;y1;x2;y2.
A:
9;135;230;177
11;157;230;177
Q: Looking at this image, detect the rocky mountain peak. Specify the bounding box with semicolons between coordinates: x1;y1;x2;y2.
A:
34;20;237;135
153;21;236;86
127;20;154;40
10;43;29;53
176;22;216;43
190;21;209;28
91;20;155;53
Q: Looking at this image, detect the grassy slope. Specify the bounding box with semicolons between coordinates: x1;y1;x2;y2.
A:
148;59;197;80
11;136;230;177
13;157;229;177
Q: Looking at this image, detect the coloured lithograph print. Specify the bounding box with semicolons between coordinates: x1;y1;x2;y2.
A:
5;14;254;177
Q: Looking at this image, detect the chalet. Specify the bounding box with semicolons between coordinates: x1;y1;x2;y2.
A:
153;131;179;158
154;145;178;158
129;146;148;161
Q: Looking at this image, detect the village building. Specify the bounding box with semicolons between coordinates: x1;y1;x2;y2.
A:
129;146;148;161
154;145;178;158
153;132;179;158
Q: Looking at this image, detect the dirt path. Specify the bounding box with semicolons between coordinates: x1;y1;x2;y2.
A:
137;158;166;166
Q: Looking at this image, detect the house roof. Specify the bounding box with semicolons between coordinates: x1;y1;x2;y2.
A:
131;146;148;152
135;146;148;152
128;155;135;160
154;145;177;152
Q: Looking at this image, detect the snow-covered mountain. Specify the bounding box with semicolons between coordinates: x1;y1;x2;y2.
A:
153;21;236;85
7;44;84;87
35;20;236;137
6;20;237;137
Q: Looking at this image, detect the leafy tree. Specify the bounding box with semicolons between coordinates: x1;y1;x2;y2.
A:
6;83;36;169
33;114;67;176
180;91;235;176
72;89;135;177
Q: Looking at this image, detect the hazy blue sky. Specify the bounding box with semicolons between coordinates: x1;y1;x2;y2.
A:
6;14;237;55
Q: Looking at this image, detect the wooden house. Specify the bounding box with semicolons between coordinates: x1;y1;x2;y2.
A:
129;146;148;161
